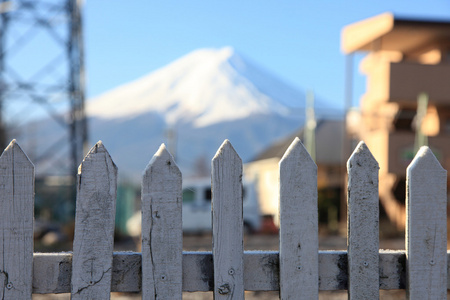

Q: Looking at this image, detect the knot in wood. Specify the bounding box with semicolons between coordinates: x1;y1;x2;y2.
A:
218;283;230;295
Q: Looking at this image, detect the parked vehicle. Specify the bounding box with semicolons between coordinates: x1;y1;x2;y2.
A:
126;178;261;236
182;178;261;233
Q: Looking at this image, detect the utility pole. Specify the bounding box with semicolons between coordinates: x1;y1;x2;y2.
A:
414;92;429;153
165;126;177;161
68;0;88;175
0;0;88;177
304;90;316;161
0;1;10;149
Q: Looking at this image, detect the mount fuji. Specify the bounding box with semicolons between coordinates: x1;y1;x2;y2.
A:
23;47;340;179
90;47;342;179
88;47;305;127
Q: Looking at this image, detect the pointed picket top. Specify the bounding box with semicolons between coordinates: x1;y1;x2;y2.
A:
280;137;315;168
347;141;378;172
79;140;117;172
346;141;380;299
407;146;445;174
71;140;118;299
347;141;379;206
141;143;182;299
212;139;242;164
87;140;106;155
279;137;318;299
212;139;244;300
0;139;34;299
0;139;34;166
144;143;181;177
406;146;447;299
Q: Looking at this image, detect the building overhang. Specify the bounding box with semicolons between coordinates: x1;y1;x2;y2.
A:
341;12;450;54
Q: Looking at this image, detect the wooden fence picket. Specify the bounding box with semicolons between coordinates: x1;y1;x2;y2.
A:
347;141;379;299
212;140;244;300
0;138;447;298
0;140;34;299
279;137;318;299
71;141;118;299
141;144;183;299
406;146;447;299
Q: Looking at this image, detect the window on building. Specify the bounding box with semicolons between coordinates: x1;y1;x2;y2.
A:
182;188;195;204
393;109;415;131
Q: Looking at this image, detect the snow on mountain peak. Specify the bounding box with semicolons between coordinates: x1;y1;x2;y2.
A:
87;47;297;127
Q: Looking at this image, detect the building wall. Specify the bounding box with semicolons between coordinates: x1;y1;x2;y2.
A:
244;158;280;219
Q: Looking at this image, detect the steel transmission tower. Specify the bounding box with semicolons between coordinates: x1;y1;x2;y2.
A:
0;0;87;178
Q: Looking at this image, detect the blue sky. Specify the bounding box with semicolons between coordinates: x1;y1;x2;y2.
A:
84;1;450;110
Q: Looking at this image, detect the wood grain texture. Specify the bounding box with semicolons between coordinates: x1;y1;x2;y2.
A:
406;146;447;299
212;140;244;300
34;252;142;294
141;144;182;299
71;141;118;299
0;140;34;299
32;251;450;293
347;141;380;299
279;138;318;299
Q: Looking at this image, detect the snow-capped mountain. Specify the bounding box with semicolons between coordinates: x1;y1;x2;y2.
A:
20;47;340;179
88;47;317;127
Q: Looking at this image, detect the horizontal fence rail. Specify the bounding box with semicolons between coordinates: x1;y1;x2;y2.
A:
32;251;450;293
0;138;447;299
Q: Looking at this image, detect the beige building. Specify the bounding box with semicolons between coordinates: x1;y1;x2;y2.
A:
341;13;450;228
244;120;344;228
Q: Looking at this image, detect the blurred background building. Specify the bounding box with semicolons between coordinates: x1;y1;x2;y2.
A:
244;119;343;232
342;12;450;229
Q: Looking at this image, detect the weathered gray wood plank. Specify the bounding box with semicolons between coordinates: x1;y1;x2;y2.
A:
279;138;318;299
212;140;244;299
71;141;118;299
406;146;447;299
0;140;34;299
347;141;379;299
33;250;446;293
34;252;142;294
141;144;182;299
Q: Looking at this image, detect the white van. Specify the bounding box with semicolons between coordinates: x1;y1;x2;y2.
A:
182;178;261;234
126;178;261;237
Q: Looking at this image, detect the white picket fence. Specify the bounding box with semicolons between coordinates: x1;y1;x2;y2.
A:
0;137;447;299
